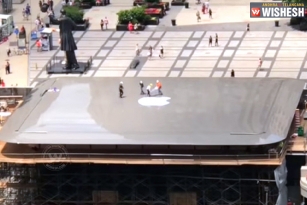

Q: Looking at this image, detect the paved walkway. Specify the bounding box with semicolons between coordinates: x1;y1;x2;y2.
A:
30;30;307;84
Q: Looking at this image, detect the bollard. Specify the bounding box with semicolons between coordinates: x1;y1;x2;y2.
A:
36;63;38;70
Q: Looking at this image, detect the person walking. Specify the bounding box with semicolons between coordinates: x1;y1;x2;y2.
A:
139;81;145;95
209;8;212;19
246;23;250;31
209;36;212;47
104;17;108;30
258;58;262;70
231;69;235;77
156;80;163;95
119;82;124;98
148;46;153;60
196;10;201;22
146;84;152;97
7;48;11;57
135;44;140;56
100;19;104;30
5;61;11;74
215;33;218;46
159;46;164;58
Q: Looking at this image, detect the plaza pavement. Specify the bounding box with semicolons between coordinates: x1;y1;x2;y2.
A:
29;30;307;85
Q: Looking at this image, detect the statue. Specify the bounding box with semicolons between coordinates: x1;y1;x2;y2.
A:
50;9;79;70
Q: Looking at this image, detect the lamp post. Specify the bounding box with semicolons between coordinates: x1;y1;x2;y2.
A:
264;186;269;205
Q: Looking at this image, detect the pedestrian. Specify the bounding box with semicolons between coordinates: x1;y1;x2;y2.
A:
258;58;262;69
196;10;201;22
134;23;139;34
5;61;10;75
135;44;140;56
209;36;212;47
215;33;218;46
146;84;152;97
104;17;108;30
119;81;124;98
205;1;209;13
39;0;43;8
7;48;11;57
246;23;250;31
36;39;42;52
100;19;104;30
156;80;163;95
209;8;212;18
128;21;133;33
231;69;235;77
148;46;153;60
159;46;164;58
49;0;54;12
26;3;31;15
139;81;145;95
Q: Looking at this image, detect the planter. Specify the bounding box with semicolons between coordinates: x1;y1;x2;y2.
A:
75;20;90;31
171;0;185;6
79;2;92;9
146;2;170;11
146;17;159;25
133;0;145;6
145;8;164;18
116;24;146;31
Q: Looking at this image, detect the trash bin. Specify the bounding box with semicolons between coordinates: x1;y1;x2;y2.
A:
275;20;279;27
185;2;189;8
298;126;304;136
171;19;176;26
46;23;50;28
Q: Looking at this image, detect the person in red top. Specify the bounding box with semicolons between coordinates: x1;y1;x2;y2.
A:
156;80;163;95
128;22;133;33
1;79;5;87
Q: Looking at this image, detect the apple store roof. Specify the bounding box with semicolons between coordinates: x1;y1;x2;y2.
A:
0;78;304;146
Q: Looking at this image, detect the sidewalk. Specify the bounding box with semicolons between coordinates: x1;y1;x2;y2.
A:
1;0;62;87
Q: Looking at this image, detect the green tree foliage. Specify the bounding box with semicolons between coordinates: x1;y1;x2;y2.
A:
64;6;85;24
117;7;150;24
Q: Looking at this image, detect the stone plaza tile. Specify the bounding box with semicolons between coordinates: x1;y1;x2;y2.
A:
37;72;50;79
161;49;181;57
137;71;168;77
104;40;118;47
187;40;199;47
111;32;124;38
83;31;113;38
174;60;187;68
286;31;307;38
228;40;240;47
77;40;104;47
50;74;81;78
123;32;152;38
235;50;265;58
204;31;233;38
181;50;193;57
256;71;267;78
81;70;95;77
245;31;273;38
277;50;306;58
98;67;127;70
96;50;110;57
181;71;211;77
272;60;302;69
264;50;277;58
269;72;299;78
300;72;307;79
261;61;272;69
125;70;137;77
212;71;224;77
303;61;307;69
198;40;229;48
164;31;192;38
101;60;131;67
108;49;135;57
281;41;307;47
168;71;180;77
143;60;174;68
73;31;85;38
193;50;223;57
30;60;49;68
229;60;257;68
94;70;125;77
225;71;255;78
240;41;269;47
223;50;235;57
233;31;244;38
269;40;281;47
192;31;204;38
157;40;187;48
145;40;158;47
152;31;165;38
217;60;229;68
186;60;217;68
30;71;41;79
32;50;58;57
274;31;285;38
91;60;102;67
116;40;147;47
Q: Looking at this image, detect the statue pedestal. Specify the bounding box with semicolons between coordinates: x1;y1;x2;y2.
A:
46;57;92;74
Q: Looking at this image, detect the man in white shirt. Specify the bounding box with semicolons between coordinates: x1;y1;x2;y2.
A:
146;84;152;97
104;17;108;30
135;44;140;56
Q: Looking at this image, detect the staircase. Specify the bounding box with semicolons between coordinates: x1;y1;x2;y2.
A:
295;109;301;133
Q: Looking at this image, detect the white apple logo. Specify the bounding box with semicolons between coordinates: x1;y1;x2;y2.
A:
138;97;171;107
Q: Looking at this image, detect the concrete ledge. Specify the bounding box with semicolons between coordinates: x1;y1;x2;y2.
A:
300;166;307;198
13;0;25;4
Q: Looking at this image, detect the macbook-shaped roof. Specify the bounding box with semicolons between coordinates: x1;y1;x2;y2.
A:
0;78;304;146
